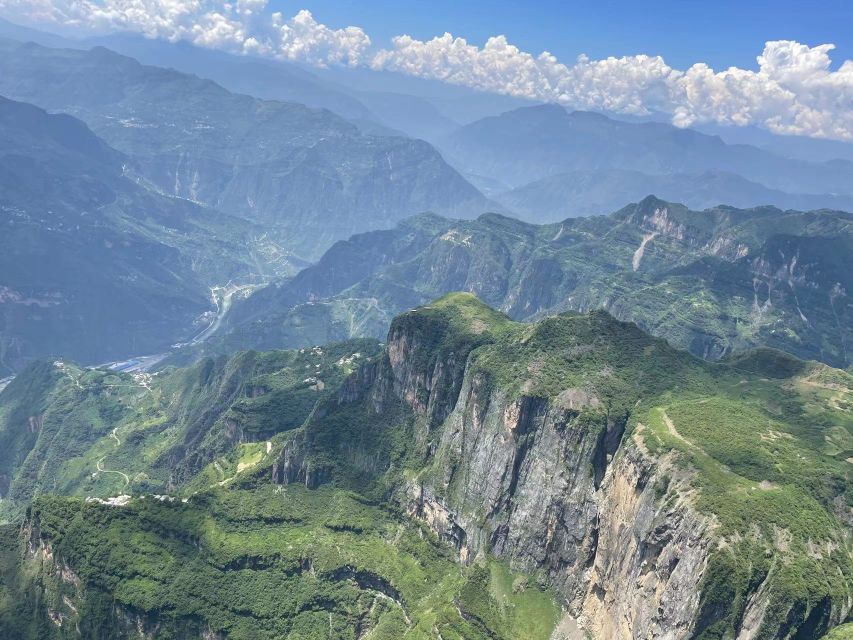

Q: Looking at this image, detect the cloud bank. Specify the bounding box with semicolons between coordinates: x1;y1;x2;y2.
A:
0;1;371;65
1;0;851;140
374;34;853;140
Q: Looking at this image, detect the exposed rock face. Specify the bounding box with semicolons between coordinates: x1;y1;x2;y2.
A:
384;319;469;427
403;371;606;599
366;316;709;637
393;370;714;637
338;311;845;640
13;302;849;639
578;444;712;640
270;430;330;489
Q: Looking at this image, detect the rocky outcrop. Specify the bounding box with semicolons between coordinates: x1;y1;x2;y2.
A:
364;310;708;636
402;371;606;595
384;317;473;428
346;308;846;639
578;443;712;640
391;356;716;638
270;431;330;489
13;300;848;639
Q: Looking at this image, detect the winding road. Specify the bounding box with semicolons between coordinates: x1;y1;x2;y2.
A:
93;427;130;488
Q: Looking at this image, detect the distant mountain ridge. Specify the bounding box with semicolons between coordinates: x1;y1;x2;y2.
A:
0;96;282;375
440;104;853;206
0;37;494;260
497;169;853;223
4;20;853;235
197;198;853;369
0;18;533;138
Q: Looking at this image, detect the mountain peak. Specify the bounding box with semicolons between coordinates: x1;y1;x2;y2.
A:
635;194;675;210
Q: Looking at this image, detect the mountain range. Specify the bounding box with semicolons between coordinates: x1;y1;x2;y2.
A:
6;18;853;224
439;104;853;211
0;36;493;261
498;169;853;223
0;295;849;638
0;18;533;136
183;197;853;370
0;16;851;640
0;95;289;376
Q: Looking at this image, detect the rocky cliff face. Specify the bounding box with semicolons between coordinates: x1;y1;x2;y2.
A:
279;297;850;640
376;319;714;638
578;442;713;640
10;296;848;639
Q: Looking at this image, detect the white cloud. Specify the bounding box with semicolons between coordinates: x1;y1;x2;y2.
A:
372;33;853;141
270;9;370;66
0;1;850;140
0;1;370;65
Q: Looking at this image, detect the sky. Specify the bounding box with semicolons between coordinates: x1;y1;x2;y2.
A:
277;0;853;71
1;0;851;141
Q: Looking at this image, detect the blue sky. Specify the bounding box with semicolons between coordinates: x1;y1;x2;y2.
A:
2;0;851;140
271;0;853;70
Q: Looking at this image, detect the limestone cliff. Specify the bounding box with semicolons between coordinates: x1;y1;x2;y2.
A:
12;296;847;639
281;295;852;640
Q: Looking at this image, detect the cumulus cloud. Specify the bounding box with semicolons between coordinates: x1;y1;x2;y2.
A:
372;33;853;140
1;1;850;139
270;8;370;66
0;1;370;65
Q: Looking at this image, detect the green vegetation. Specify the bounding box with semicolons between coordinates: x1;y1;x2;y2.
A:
3;486;560;640
637;365;852;638
0;295;849;638
821;623;853;639
457;561;561;640
389;296;851;639
0;339;383;520
215;199;853;371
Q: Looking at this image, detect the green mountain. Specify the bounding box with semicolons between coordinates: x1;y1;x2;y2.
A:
0;96;286;376
819;624;853;639
0;295;849;638
197;198;853;369
0;38;492;261
0;339;384;515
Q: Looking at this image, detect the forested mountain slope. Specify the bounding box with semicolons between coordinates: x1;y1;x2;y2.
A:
0;295;849;639
202;198;853;369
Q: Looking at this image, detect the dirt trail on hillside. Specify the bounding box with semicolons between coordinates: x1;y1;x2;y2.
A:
94;427;129;487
